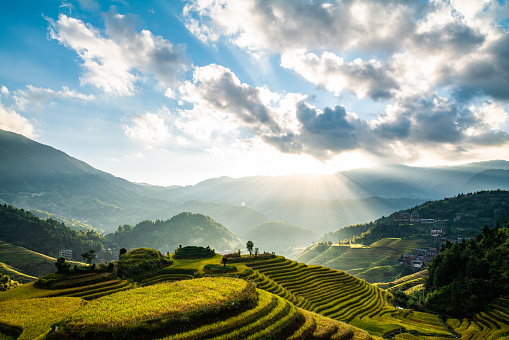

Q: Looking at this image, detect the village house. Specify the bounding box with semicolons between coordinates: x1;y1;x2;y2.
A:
59;249;73;259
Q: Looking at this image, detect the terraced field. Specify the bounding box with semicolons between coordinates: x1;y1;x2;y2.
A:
39;277;370;340
296;238;427;283
0;241;85;278
242;256;454;338
446;297;509;340
375;270;428;293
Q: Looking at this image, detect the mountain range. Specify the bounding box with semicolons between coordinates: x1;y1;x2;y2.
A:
1;129;508;235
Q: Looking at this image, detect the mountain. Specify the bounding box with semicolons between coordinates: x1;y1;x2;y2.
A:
243;221;319;256
105;212;243;253
295;190;509;282
1;129;508;235
252;196;426;234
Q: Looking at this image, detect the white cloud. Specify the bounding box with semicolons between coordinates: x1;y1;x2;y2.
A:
183;0;415;55
0;102;35;138
1;86;9;96
123;110;172;145
281;50;398;100
48;10;187;96
14;85;95;111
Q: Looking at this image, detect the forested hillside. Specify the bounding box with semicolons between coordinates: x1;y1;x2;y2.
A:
0;204;103;259
320;190;509;244
425;222;509;318
105;212;243;253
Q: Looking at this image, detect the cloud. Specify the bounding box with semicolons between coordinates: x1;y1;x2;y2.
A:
1;86;9;96
123;108;172;145
14;85;95;111
0;102;35;138
48;10;187;96
184;0;509;105
177;64;509;163
183;0;416;55
281;51;399;100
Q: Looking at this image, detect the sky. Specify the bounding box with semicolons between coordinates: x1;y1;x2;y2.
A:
1;0;509;186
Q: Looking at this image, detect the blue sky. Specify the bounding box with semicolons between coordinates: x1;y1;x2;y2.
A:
1;0;509;186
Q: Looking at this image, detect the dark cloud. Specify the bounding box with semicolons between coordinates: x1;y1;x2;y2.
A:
413;22;485;54
198;71;280;131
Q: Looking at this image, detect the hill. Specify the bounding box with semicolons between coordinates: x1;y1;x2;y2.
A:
244;221;319;256
2;129;508;235
2;246;508;339
295;191;509;282
319;190;509;245
295;238;425;283
0;241;81;280
0;204;104;259
105;212;243;253
29;209;97;232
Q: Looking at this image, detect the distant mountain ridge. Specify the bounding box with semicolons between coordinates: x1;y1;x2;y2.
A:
1;129;508;234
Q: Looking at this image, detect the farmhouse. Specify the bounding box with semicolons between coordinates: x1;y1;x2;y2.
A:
59;249;73;259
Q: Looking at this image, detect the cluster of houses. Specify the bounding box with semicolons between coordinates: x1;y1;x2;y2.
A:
401;246;439;270
393;212;462;224
58;244;119;262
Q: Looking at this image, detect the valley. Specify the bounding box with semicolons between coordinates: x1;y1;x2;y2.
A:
1;130;509;339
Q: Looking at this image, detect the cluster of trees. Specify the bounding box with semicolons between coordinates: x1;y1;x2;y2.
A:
0;204;103;258
425;222;509;318
117;248;172;278
0;272;17;291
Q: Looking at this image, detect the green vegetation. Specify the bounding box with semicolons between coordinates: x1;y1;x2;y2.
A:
425;222;509;318
296;238;424;283
106;212;242;253
30;209;99;233
321;190;509;246
0;241;84;279
0;297;82;339
173;245;215;259
117;248;172;279
0;205;103;259
0;262;36;284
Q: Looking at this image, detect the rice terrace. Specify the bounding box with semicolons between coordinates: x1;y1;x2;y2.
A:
1;238;508;339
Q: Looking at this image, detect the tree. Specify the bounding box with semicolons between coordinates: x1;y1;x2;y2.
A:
81;249;96;265
254;247;259;257
246;240;254;256
55;257;71;273
222;256;228;267
119;248;127;259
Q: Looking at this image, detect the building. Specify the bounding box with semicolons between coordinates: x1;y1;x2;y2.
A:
410;212;421;223
393;213;411;222
59;249;73;259
430;229;442;236
414;248;428;256
411;260;423;269
422;219;436;224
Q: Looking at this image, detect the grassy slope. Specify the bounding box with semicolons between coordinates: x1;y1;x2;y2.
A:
299;238;426;283
0;262;36;283
0;242;84;278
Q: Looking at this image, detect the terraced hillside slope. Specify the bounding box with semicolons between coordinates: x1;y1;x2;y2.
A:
240;256;454;338
1;250;508;339
0;241;85;280
295;238;425;283
0;277;371;340
446;297;509;340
